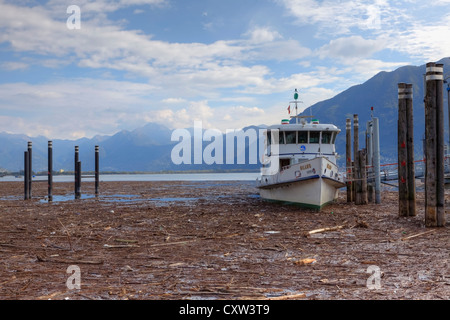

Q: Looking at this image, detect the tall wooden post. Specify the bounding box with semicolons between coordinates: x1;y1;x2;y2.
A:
435;64;445;227
398;83;409;216
358;149;368;205
346;118;352;202
405;84;416;216
353;114;359;202
366;120;374;203
95;146;99;196
48;141;53;202
425;62;445;227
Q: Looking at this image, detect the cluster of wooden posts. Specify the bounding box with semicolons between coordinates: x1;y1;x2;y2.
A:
346;61;446;228
23;142;100;201
346;113;381;206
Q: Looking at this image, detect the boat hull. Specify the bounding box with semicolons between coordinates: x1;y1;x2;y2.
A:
257;157;345;210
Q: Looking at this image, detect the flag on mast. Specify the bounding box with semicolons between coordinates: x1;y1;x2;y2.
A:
287;105;291;114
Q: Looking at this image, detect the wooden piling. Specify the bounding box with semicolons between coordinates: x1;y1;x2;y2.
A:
353;114;359;202
48;141;53;202
358;149;368;205
405;84;416;216
346;118;352;202
398;83;409;216
95;146;99;196
366;121;374;203
435;64;445;227
424;62;445;227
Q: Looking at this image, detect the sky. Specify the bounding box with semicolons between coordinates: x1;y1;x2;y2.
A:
0;0;449;140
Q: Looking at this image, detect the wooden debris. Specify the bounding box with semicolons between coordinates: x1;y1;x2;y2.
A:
267;293;307;300
149;240;196;247
294;258;316;266
114;239;138;244
103;244;140;248
401;230;436;241
304;225;345;237
36;255;103;265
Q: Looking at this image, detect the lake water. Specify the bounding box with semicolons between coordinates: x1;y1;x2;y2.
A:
0;172;261;182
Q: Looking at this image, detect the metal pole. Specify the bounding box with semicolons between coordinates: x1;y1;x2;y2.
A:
95;146;99;196
76;161;81;199
75;146;79;198
48;141;53;202
24;151;29;200
27;141;32;199
373;117;381;204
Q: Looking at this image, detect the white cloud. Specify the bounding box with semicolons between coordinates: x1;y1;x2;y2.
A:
1;61;28;71
0;1;313;97
0;79;156;138
244;27;283;44
318;36;386;61
279;0;388;35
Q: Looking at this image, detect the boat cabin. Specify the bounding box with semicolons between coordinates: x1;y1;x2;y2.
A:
264;118;341;170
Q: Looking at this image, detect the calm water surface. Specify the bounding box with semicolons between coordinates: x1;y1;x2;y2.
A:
0;172;261;182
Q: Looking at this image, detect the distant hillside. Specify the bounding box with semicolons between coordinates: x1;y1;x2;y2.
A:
300;57;450;166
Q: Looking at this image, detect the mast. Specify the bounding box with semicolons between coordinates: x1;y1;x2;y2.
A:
290;89;303;124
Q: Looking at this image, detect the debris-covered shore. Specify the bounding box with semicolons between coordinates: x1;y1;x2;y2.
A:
0;180;448;300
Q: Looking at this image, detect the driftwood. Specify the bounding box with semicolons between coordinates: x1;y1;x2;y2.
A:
304;225;345;237
401;230;436;241
267;293;307;300
36;255;103;265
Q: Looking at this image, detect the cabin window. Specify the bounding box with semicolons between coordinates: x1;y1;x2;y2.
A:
285;131;296;144
322;132;332;144
309;131;320;144
298;131;307;143
279;131;285;144
331;132;337;144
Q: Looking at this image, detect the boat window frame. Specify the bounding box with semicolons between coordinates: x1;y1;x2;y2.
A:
285;131;297;144
331;132;337;144
266;130;272;146
279;131;285;144
309;131;320;144
321;131;333;144
298;131;308;144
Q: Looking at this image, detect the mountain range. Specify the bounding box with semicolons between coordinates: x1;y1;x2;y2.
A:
0;58;449;173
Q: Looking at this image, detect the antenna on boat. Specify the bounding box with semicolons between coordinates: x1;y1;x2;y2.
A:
290;89;303;124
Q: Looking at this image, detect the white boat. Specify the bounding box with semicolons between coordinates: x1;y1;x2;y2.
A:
257;90;345;210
